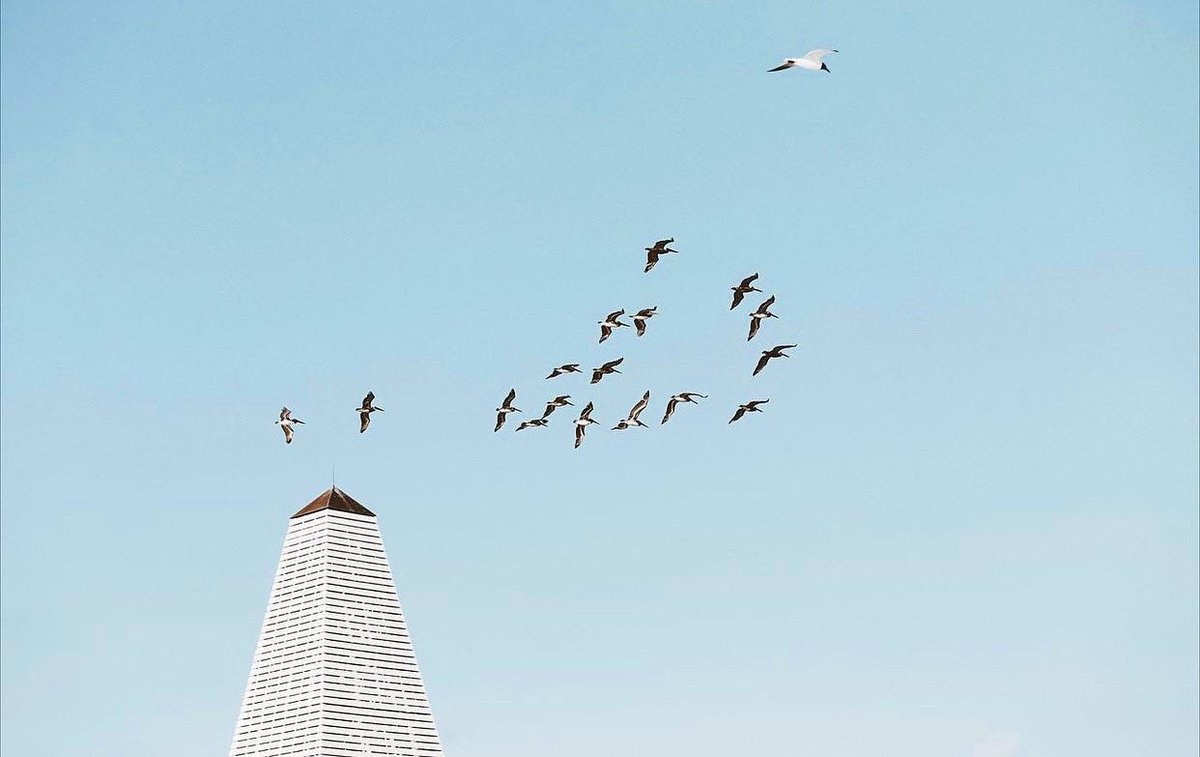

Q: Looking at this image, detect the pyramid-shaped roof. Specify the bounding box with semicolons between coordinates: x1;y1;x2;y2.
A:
290;486;375;519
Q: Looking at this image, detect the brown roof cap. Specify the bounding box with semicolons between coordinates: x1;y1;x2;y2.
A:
291;487;376;519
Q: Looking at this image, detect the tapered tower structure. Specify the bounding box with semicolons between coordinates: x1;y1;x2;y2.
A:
229;488;443;756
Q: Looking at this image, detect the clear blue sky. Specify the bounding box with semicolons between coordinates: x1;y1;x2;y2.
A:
2;1;1197;755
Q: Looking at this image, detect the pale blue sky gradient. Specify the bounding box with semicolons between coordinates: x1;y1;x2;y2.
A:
2;2;1198;756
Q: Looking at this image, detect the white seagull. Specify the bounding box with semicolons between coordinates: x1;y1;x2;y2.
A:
612;390;651;430
494;388;521;432
356;391;384;433
768;49;838;73
276;407;305;444
574;402;600;449
661;392;707;425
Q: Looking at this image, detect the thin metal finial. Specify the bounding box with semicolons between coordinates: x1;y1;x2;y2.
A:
332;463;336;490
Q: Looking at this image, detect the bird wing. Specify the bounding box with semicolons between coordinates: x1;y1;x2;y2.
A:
605;309;625;322
494;412;506;432
282;424;294;443
580;401;594;420
599;324;613;343
280;407;291;421
637;307;656;318
661;397;679;424
804;49;836;61
360;412;371;433
730;289;746;310
681;392;707;401
652;238;672;250
740;273;759;287
748;317;761;341
542;403;556;418
753;353;770;375
603;357;624;371
634;318;646;337
628;391;650;421
755;295;776;314
749;399;770;410
574;423;585;448
729;406;747;423
644;251;659;273
590;368;603;384
363;391;375;407
503;388;517;407
768;61;793;72
774;344;798;354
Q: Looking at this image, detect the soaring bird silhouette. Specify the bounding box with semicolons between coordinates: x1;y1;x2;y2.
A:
598;309;629;343
729;273;763;310
753;344;797;376
613;390;651;430
643;238;678;273
546;363;582;379
632;307;657;337
542;395;573;418
494;388;521;432
661;392;707;425
591;357;624;384
516;417;549;431
574;402;600;448
356;391;384;433
276;407;305;444
729;399;769;424
748;295;779;341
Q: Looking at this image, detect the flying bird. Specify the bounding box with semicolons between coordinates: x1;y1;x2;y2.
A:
768;49;838;73
729;273;762;310
276;407;305;444
574;401;600;448
644;238;678;273
632;307;657;337
516;418;549;431
546;363;582;379
356;391;384;433
747;295;779;341
542;395;573;418
729;399;769;424
494;388;521;432
598;309;629;343
753;344;797;376
613;390;651;430
591;357;624;384
661;392;707;425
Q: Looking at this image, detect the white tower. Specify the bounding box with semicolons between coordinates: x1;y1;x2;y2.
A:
229;488;443;756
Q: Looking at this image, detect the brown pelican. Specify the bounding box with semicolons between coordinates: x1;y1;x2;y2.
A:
356;391;384;433
276;407;305;444
574;401;600;448
542;395;573;418
598;309;629;343
612;390;651;430
747;295;779;341
632;306;657;337
644;238;678;273
729;273;762;310
661;392;707;425
494;388;521;432
517;417;549;431
753;344;797;376
729;399;769;424
546;363;582;379
590;357;624;384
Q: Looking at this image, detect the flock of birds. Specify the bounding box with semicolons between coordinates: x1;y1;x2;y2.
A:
492;237;799;450
273;46;834;447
